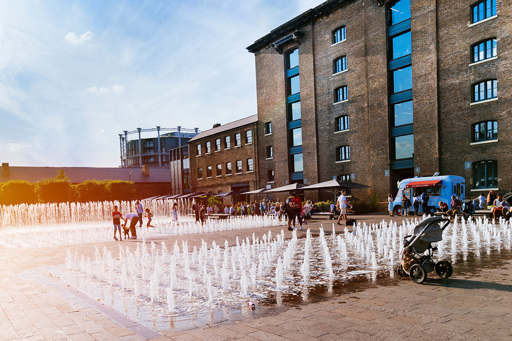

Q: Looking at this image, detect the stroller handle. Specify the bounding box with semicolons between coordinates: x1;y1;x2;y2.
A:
439;218;450;231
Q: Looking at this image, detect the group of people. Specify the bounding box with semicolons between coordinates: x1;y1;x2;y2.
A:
388;191;430;217
111;200;154;241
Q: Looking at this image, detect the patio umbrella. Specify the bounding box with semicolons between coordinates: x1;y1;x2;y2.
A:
214;191;239;198
264;182;307;193
301;179;369;190
241;188;267;194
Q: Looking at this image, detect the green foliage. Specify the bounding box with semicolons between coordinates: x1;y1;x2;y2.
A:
0;180;38;205
107;181;135;201
55;169;70;181
351;193;379;214
207;195;222;207
76;180;110;202
313;201;333;212
37;179;73;203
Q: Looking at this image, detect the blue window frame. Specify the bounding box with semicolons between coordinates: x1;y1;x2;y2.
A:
473;80;497;102
473;121;497;142
335;115;349;131
336;146;350;161
392;66;412;93
333;56;347;74
289;75;300;95
394;134;414;160
389;0;411;26
291;127;302;147
473;160;497;189
391;31;412;59
287;48;299;69
472;0;497;23
335;86;348;103
292;153;303;172
332;26;346;44
472;38;497;63
393;100;413;127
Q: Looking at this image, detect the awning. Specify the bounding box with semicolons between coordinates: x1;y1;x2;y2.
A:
301;179;369;190
405;180;442;188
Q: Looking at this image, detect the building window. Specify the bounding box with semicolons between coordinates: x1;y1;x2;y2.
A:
334;86;348;103
291;127;302;147
236;160;243;173
205;141;211;154
473;79;497;102
216;163;222;176
332;26;346;44
264;122;272;135
247;158;254;172
337;174;352;195
473;121;498;142
225;136;231;149
389;0;411;26
245;130;253;144
473;160;497;189
472;0;497;24
335;115;349;132
197;167;202;179
292;153;303;173
336;146;351;161
226;162;232;175
394;134;414;160
268;170;275;182
290;101;301;121
215;138;221;151
287;48;299;69
392;66;413;93
206;165;212;178
393;100;413;127
196;144;201;156
289;75;300;95
266;146;273;159
333;56;347;74
391;31;412;59
472;38;497;63
235;133;241;147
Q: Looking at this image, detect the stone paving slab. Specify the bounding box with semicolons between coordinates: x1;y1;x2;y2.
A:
1;214;512;340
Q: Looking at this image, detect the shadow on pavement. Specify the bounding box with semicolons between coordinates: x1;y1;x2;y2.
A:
425;278;512;292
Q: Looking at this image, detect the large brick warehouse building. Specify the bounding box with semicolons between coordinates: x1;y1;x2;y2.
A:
246;0;510;201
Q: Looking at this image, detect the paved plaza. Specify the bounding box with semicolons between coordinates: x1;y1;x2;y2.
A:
1;214;511;340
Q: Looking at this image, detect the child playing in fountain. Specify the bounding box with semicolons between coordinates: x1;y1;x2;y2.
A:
172;202;179;225
112;206;123;241
145;208;154;228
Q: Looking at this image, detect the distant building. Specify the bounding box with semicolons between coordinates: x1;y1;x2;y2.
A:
188;115;259;202
119;126;199;168
169;145;192;196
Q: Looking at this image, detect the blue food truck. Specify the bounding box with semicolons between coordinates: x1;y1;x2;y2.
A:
392;175;466;215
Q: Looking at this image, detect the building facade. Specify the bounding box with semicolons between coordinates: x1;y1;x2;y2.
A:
247;0;510;201
188;116;259;201
119;127;199;168
169;145;192;195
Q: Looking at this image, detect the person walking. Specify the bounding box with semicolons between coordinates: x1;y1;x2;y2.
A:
337;190;352;224
388;194;394;217
123;212;139;239
136;201;144;227
401;193;410;216
285;192;299;230
421;190;430;216
172;202;179;224
413;192;420;216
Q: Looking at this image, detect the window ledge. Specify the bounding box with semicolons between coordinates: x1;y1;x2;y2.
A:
236;172;243;175
469;56;498;67
335;160;351;164
335;129;350;134
470;98;498;105
331;39;346;47
266;157;274;160
205;152;211;155
197;178;203;180
226;174;232;176
471;187;499;192
468;15;497;27
470;139;498;146
224;147;230;150
332;69;349;77
245;142;253;145
216;175;222;178
267;181;275;184
247;171;254;173
264;133;272;136
333;99;349;105
235;145;241;148
207;176;212;179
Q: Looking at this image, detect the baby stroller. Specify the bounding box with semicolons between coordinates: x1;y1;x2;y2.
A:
396;217;453;284
461;200;475;221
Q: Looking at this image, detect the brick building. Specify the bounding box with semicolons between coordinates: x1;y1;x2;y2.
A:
188;115;259;202
247;0;510;202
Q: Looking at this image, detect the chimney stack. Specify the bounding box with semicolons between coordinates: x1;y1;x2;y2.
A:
2;163;9;176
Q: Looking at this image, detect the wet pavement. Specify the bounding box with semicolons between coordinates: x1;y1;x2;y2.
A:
0;213;511;340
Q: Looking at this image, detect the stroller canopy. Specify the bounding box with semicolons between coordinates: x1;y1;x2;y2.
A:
413;217;445;243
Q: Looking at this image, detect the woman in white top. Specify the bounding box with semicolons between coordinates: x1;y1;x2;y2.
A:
388;194;394;217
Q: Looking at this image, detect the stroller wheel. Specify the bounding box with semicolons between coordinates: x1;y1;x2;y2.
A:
409;264;427;284
396;265;406;277
435;260;453;279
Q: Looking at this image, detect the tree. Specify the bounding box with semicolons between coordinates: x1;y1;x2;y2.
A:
76;180;109;202
0;180;38;205
107;181;135;201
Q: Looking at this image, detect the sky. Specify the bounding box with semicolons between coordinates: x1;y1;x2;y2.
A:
0;0;321;167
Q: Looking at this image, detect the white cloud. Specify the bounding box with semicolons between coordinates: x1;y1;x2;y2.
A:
86;85;124;94
65;31;93;45
5;142;30;152
112;85;125;93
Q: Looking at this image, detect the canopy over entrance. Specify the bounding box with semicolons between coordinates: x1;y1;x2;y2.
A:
405;180;442;188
